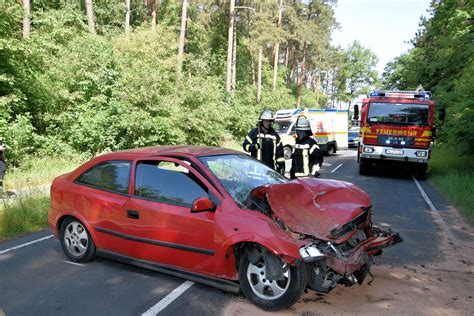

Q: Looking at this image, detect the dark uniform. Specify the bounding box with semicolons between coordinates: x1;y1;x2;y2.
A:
243;126;285;172
290;117;323;179
290;137;323;179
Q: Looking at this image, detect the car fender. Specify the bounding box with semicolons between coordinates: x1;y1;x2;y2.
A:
53;210;98;245
213;232;301;279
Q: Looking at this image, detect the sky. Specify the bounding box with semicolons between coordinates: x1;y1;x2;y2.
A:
331;0;432;75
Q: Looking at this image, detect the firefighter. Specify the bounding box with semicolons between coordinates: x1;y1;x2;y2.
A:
290;117;323;179
243;110;285;173
0;140;6;196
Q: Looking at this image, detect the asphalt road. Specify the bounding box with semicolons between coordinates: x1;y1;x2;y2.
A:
0;149;456;315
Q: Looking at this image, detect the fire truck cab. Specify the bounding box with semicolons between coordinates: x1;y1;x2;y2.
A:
358;89;436;179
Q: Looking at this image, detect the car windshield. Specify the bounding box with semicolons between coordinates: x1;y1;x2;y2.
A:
368;102;429;126
199;154;288;206
273;121;293;134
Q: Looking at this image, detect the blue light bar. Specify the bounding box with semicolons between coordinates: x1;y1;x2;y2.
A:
369;91;384;97
369;90;432;100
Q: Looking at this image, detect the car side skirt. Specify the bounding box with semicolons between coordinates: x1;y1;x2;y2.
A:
96;249;241;293
95;227;214;255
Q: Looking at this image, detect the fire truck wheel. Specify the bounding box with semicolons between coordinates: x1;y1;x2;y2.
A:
415;164;427;180
359;158;369;175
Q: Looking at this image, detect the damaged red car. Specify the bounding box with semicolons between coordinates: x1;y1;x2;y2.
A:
48;146;402;310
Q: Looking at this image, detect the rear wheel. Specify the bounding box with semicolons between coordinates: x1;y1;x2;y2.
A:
326;144;335;156
239;246;306;311
60;217;96;263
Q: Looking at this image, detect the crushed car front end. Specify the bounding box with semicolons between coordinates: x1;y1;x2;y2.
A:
252;178;403;293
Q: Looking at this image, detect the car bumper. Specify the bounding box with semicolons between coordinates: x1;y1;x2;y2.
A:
327;230;402;275
360;145;429;163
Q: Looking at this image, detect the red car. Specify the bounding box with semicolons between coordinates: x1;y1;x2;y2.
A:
49;146;402;310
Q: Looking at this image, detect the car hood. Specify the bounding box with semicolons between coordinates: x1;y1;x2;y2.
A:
264;178;371;240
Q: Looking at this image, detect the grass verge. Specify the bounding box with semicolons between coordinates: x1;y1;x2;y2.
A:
429;145;474;225
0;192;50;241
4;156;83;190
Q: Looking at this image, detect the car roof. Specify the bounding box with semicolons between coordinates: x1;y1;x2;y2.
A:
99;145;242;160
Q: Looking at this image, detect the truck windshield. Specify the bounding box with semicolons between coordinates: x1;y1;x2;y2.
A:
273;121;293;134
368;102;429;126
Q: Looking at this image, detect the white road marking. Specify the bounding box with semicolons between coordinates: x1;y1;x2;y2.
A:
412;176;454;239
0;235;53;255
330;163;343;173
142;281;194;316
62;260;84;267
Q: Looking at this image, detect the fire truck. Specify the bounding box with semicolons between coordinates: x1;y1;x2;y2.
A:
357;89;440;179
274;108;349;158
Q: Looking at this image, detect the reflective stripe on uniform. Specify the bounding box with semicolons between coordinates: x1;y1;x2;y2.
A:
295;144;310;149
245;136;253;143
295;172;310;177
244;144;251;152
257;134;277;140
309;144;319;155
276;157;285;163
303;149;309;175
311;164;320;175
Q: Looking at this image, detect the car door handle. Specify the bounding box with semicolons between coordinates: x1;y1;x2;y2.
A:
127;210;140;219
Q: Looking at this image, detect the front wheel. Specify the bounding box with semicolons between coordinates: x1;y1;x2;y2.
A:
239;246;306;311
60;217;96;263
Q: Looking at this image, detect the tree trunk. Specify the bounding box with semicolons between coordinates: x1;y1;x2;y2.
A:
247;11;255;85
22;0;30;39
176;0;188;82
288;45;295;86
257;48;263;103
297;41;307;107
151;0;157;32
284;44;289;68
232;16;237;91
272;0;283;92
85;0;96;34
226;0;235;94
316;69;321;106
125;0;130;39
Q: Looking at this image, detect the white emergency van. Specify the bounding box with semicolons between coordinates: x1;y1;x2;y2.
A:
274;108;349;158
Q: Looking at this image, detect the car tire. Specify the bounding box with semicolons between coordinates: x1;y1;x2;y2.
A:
239;246;306;311
60;217;96;263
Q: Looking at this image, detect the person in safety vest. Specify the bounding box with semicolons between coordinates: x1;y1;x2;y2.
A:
243;110;285;173
290;117;323;179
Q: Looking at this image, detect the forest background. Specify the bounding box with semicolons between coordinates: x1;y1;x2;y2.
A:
0;0;472;165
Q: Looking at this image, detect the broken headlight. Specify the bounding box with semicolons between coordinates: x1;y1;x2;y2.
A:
300;244;325;262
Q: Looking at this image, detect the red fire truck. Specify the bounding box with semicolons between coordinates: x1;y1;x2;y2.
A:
357;89;440;179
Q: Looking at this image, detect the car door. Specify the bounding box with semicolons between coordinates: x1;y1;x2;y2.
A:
118;157;222;275
73;159;134;253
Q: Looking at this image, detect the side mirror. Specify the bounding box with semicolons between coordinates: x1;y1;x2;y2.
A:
191;197;216;213
439;108;446;121
353;104;359;120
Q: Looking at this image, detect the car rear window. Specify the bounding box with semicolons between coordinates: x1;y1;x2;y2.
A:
134;161;209;206
75;160;132;194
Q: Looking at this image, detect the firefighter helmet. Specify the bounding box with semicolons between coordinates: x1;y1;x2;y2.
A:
295;117;311;131
259;109;275;121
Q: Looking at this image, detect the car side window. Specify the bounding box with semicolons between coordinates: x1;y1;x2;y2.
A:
134;160;209;206
76;160;132;194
